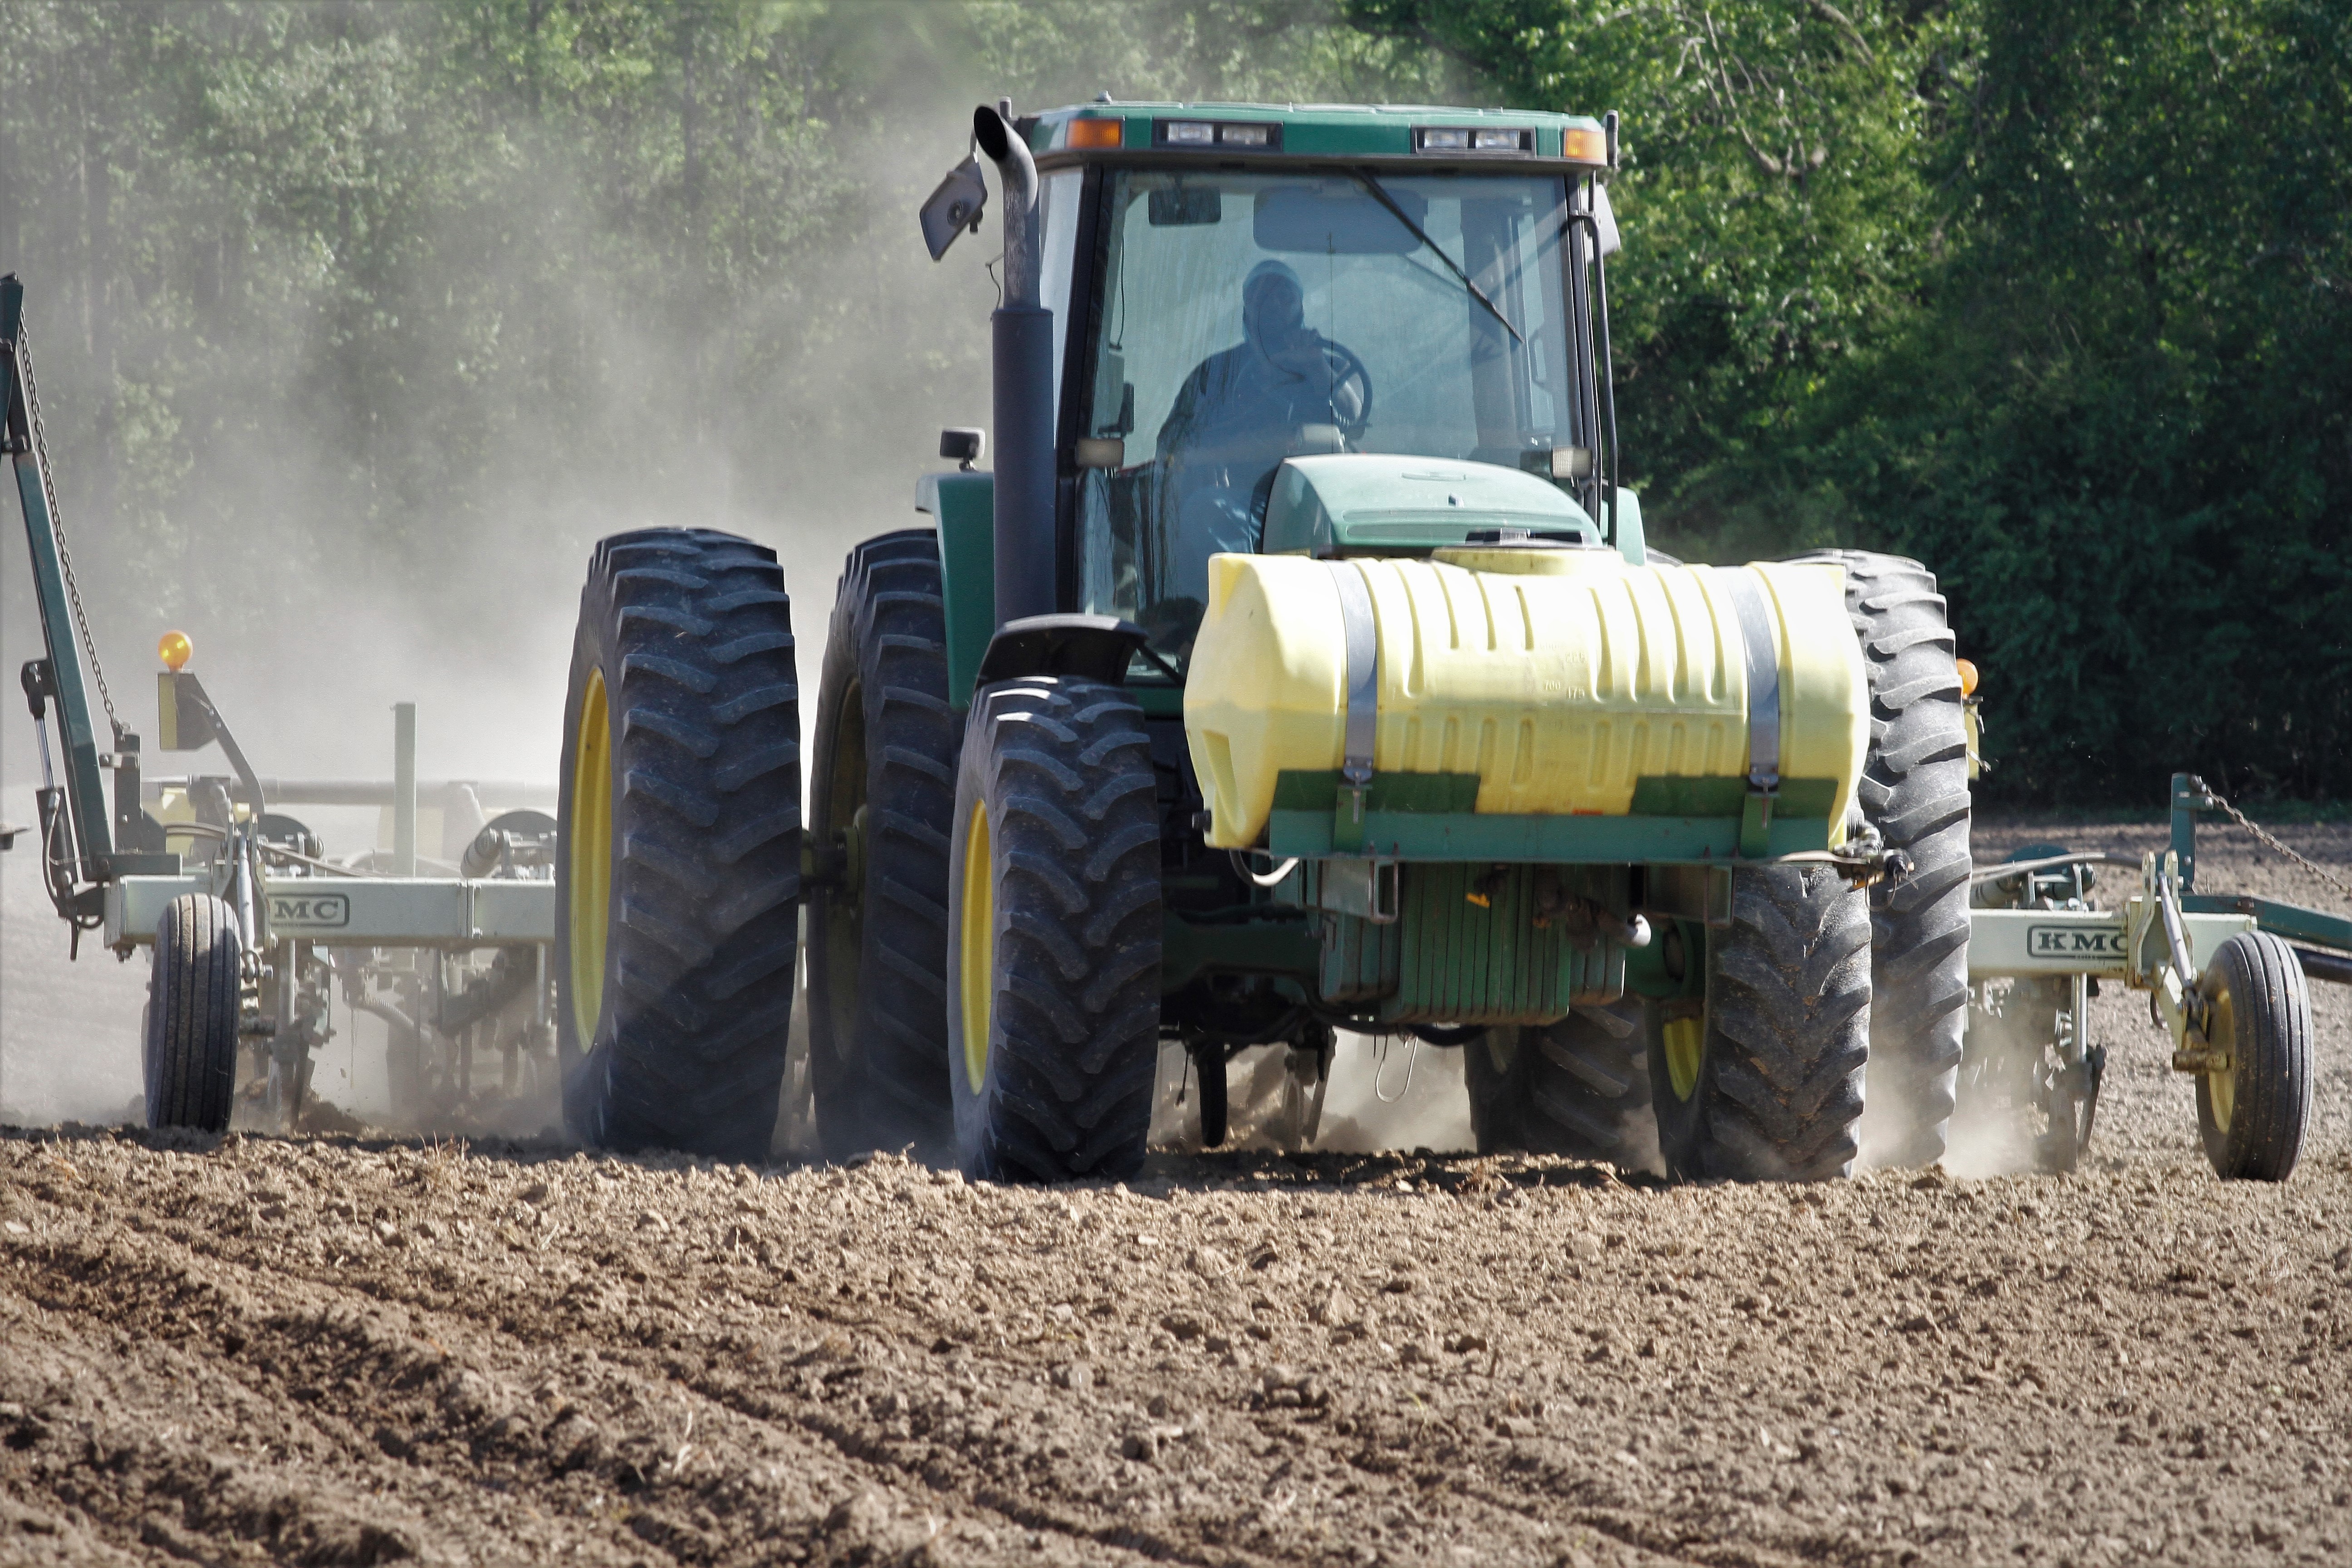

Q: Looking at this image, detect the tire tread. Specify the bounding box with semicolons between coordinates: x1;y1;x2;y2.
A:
807;529;961;1159
558;528;800;1161
145;893;240;1132
1788;548;1973;1168
953;677;1162;1182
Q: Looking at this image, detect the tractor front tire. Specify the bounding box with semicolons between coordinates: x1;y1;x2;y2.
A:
1647;865;1871;1181
1467;1000;1658;1172
806;529;961;1161
555;528;802;1163
2195;931;2312;1182
946;676;1162;1181
1791;549;1973;1168
145;893;241;1132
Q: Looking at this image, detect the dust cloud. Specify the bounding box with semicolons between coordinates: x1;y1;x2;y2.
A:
0;20;1013;1124
0;7;1469;1142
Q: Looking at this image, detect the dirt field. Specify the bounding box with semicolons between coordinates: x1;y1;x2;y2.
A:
4;822;2350;1567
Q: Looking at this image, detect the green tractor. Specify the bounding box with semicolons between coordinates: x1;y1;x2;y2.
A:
552;99;1973;1181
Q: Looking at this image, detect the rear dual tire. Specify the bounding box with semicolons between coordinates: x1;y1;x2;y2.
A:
1467;1001;1658;1172
1790;550;1974;1168
805;530;962;1161
1648;865;1872;1181
555;528;802;1163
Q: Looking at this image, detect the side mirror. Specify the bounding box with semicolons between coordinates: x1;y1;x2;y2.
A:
919;156;989;261
940;427;985;470
1592;181;1621;258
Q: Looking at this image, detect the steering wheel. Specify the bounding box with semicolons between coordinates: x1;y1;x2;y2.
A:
1318;340;1373;442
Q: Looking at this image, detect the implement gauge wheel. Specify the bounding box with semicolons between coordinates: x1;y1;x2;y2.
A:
145;893;240;1132
805;530;960;1161
2195;930;2312;1182
1646;865;1871;1181
555;528;802;1162
946;676;1162;1181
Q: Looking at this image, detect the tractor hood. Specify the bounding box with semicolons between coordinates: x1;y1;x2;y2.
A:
1259;454;1597;558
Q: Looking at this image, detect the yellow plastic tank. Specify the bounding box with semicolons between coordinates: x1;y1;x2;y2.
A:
1183;546;1868;850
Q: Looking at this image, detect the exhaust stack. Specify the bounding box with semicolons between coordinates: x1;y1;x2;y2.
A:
973;104;1056;631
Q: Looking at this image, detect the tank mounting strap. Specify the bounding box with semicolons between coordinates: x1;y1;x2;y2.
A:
1329;562;1380;852
1722;569;1783;858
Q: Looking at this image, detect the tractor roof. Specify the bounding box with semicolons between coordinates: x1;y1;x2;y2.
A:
1025;101;1611;172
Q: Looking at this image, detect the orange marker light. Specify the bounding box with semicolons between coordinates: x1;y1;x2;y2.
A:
1955;657;1979;696
1066;118;1122;150
159;629;193;671
1562;126;1607;164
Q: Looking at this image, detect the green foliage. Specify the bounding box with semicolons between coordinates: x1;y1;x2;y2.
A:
0;0;1448;669
1345;0;1952;539
1833;0;2352;804
1349;0;2352;805
4;0;2343;804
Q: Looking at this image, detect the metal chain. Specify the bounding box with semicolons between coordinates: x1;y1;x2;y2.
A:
2204;782;2352;907
13;322;120;732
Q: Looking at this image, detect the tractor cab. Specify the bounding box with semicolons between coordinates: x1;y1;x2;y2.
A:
922;101;1628;683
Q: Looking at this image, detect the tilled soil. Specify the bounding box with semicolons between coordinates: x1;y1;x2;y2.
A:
4;825;2350;1568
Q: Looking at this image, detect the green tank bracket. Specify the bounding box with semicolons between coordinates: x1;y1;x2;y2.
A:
1268;770;1838;864
1270;805;1833;862
1739;787;1775;859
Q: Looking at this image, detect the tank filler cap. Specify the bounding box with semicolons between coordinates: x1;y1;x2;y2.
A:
1433;534;1625;576
1460;526;1581;547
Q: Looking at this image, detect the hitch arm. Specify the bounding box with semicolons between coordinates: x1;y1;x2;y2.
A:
2;275;116;881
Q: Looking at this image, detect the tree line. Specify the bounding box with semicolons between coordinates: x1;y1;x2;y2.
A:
1;1;2343;804
1352;0;2351;804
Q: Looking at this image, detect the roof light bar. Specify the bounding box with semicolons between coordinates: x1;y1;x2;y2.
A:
1152;119;1284;152
1415;125;1532;155
1066;117;1122;149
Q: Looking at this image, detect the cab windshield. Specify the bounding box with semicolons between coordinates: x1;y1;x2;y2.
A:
1073;167;1581;659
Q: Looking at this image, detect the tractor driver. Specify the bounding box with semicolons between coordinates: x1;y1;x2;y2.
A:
1152;260;1367;618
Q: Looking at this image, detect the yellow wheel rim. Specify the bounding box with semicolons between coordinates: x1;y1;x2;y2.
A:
1663;1012;1705;1102
960;803;995;1096
568;668;614;1045
2206;977;2237;1135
